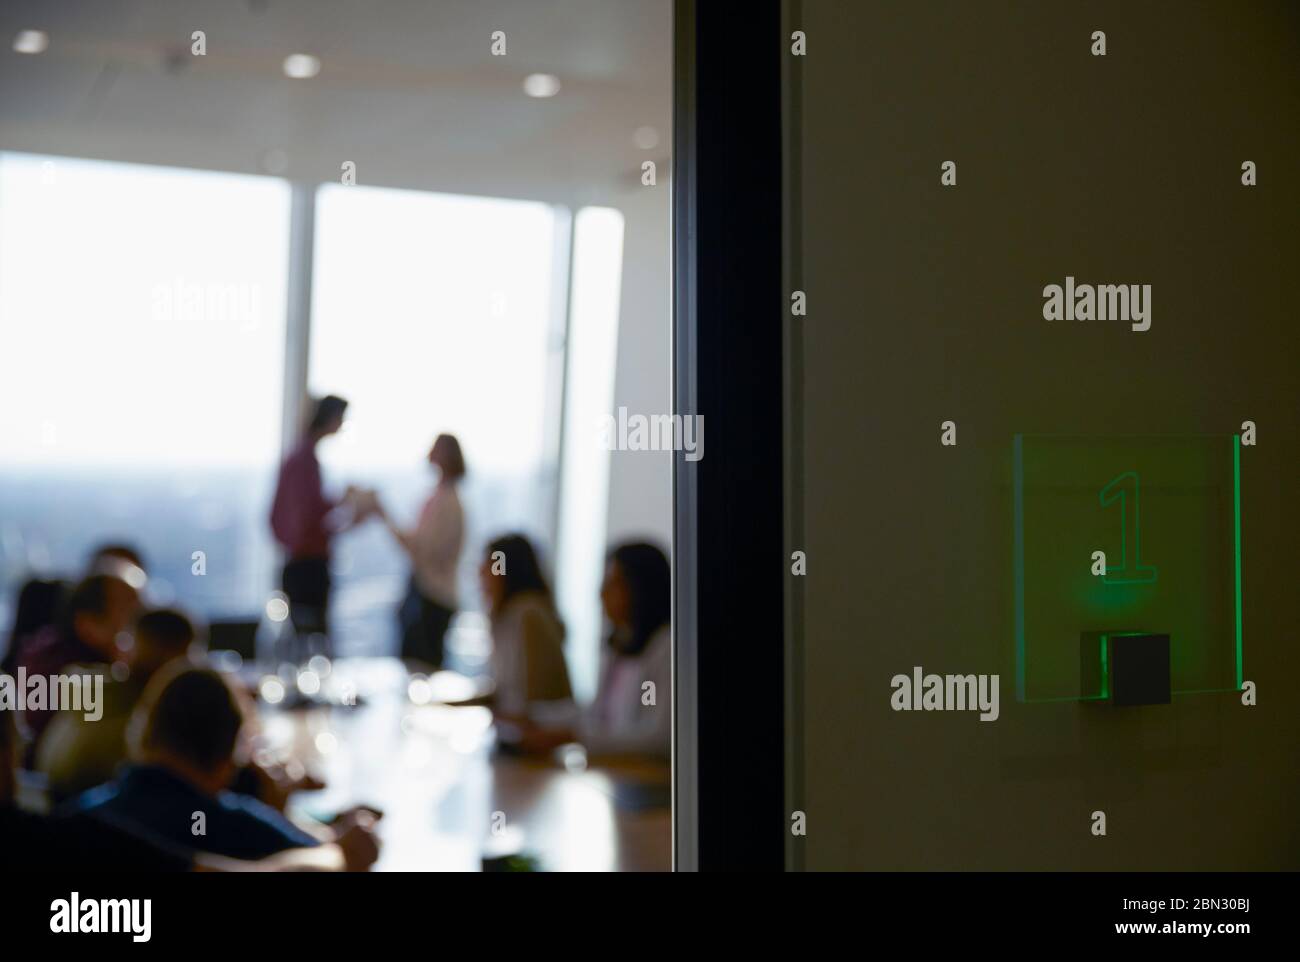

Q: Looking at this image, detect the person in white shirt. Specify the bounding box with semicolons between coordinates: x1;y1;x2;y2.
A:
516;541;671;759
578;542;671;760
381;433;466;668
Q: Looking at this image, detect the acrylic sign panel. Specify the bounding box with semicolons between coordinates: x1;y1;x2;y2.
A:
1014;435;1242;702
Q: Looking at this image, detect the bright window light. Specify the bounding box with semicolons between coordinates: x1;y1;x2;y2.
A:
554;207;625;701
0;151;290;617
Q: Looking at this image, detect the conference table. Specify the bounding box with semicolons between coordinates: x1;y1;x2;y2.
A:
248;657;671;872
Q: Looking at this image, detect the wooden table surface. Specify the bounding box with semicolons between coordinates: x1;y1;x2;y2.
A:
252;657;671;872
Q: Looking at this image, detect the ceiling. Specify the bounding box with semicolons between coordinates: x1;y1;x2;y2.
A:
0;0;672;204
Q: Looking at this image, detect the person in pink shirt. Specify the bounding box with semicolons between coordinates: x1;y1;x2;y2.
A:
269;395;372;641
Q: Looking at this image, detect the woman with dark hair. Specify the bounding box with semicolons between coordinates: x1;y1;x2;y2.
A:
474;534;573;729
382;433;466;668
577;541;671;759
2;577;67;674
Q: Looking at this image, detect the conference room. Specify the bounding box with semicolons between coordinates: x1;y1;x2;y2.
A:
0;0;672;872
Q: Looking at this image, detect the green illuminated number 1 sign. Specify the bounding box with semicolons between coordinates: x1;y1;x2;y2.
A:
1100;471;1158;585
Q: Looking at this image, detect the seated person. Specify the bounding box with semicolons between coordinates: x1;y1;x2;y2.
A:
86;543;149;594
1;542;146;675
37;608;200;801
1;707;378;872
1;704;191;872
460;535;574;740
17;573;140;742
578;542;671;759
516;542;671;761
1;577;67;675
63;662;371;861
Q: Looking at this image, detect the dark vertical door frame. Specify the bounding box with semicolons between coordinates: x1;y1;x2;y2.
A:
673;0;785;871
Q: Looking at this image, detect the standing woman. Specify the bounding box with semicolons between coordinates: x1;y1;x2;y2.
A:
385;433;466;668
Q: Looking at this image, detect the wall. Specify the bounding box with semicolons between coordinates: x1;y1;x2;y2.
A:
791;0;1300;869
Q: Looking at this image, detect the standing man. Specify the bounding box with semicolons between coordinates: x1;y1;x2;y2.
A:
270;395;369;641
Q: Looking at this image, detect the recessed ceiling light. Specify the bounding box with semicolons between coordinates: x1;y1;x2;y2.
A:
13;30;49;55
523;73;560;98
282;53;320;79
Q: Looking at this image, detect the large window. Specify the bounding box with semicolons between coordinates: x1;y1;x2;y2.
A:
308;185;564;657
0;152;289;624
0;153;626;689
556;207;625;699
